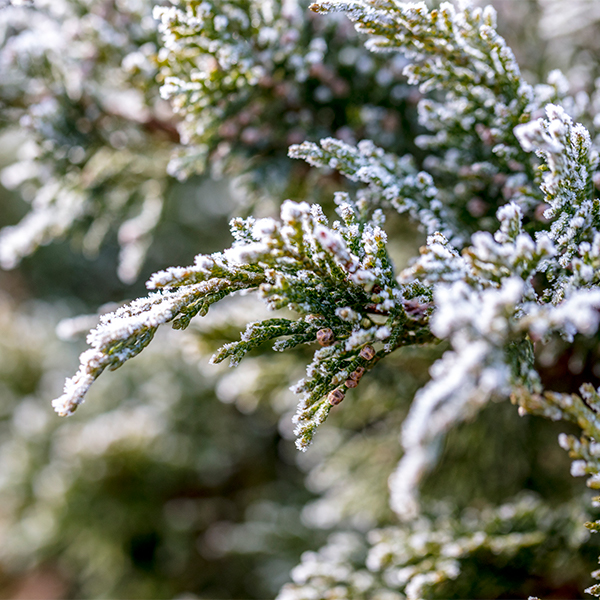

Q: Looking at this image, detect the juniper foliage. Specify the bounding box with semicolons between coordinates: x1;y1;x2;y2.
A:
278;494;593;600
9;0;600;596
0;295;317;598
0;0;414;282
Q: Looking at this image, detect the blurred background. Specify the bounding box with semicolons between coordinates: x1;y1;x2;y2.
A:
1;0;600;598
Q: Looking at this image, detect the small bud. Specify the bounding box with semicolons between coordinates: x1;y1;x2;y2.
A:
350;366;365;381
359;345;376;361
328;389;345;406
317;328;335;346
345;378;358;388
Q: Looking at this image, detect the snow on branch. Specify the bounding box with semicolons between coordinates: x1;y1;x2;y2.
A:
289;137;463;246
47;3;600;592
54;198;434;451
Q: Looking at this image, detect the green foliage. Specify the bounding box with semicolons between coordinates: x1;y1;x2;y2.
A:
0;0;171;282
0;296;315;598
5;0;600;598
278;494;597;600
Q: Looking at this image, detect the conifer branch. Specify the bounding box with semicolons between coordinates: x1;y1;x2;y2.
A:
42;2;600;592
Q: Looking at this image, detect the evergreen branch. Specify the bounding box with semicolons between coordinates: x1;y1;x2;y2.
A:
310;1;529;112
52;276;263;417
293;312;436;451
211;318;318;366
54;198;434;451
0;4;171;282
310;0;553;222
516;104;600;270
289;137;463;246
153;0;411;184
279;493;590;600
390;204;558;519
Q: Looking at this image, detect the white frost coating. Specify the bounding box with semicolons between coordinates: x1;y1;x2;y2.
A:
147;266;193;289
52;282;229;416
350;268;377;286
345;327;378;351
523;288;600;341
514;117;561;154
432;277;523;342
281;199;311;222
570;460;587;477
376;326;391;340
52;360;97;417
223;242;270;264
335;306;359;322
289;137;462;246
252;218;278;237
496;201;522;225
390;276;522;520
315;226;353;265
515;103;598;272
